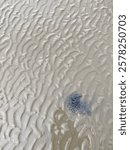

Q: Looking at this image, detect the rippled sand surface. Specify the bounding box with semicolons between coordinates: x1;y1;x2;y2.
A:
0;0;112;149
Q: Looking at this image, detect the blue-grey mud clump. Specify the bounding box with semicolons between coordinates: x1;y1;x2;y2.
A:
64;92;91;116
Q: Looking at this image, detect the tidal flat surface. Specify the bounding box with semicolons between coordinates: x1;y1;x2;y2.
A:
0;0;112;149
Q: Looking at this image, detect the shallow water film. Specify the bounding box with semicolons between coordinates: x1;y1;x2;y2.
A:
0;0;112;149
